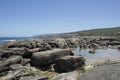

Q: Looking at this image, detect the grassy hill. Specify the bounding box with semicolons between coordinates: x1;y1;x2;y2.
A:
34;27;120;39
68;27;120;37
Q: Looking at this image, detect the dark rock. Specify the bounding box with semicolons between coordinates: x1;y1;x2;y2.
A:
0;66;9;73
89;50;96;54
118;46;120;49
0;49;5;59
31;49;74;67
79;62;120;80
0;49;15;58
21;59;31;66
54;55;85;72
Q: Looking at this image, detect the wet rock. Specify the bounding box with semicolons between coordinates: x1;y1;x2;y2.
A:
54;55;85;72
79;62;120;80
31;49;74;67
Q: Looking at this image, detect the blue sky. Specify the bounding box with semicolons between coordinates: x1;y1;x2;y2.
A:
0;0;120;37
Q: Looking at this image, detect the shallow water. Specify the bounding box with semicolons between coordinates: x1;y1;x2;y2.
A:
73;48;120;65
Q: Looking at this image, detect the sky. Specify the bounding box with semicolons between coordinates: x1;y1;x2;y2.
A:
0;0;120;37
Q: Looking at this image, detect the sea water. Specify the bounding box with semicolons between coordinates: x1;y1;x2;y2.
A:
73;47;120;64
0;37;30;44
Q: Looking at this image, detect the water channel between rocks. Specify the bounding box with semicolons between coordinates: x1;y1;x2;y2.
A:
72;48;120;65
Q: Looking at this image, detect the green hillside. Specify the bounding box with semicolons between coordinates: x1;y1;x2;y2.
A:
69;27;120;37
34;27;120;39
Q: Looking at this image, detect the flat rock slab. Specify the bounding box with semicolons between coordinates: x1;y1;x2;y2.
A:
79;62;120;80
50;71;79;80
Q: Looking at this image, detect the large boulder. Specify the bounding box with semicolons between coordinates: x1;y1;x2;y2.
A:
54;56;85;72
31;49;74;66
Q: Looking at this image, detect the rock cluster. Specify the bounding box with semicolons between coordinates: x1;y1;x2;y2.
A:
1;37;120;80
0;39;85;80
31;49;74;67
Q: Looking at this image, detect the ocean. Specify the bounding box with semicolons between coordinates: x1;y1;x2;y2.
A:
0;37;30;44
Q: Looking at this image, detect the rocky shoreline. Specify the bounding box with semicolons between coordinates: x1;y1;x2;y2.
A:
0;37;120;80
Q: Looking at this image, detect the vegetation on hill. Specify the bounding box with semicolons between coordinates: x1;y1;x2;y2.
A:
67;27;120;37
34;27;120;39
